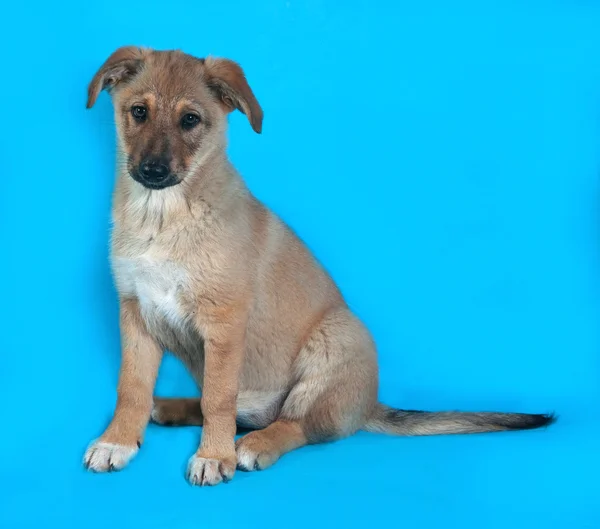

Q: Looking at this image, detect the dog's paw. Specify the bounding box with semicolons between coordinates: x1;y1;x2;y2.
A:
83;441;139;472
150;404;169;425
186;454;236;486
235;432;280;471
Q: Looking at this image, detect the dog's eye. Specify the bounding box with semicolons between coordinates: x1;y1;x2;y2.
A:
131;106;147;122
181;113;200;130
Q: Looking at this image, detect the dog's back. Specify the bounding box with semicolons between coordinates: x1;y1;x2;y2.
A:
84;47;554;486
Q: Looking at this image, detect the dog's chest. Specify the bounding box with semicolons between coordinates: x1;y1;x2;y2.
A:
112;252;189;329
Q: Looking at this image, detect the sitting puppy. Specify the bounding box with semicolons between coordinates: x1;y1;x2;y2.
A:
83;47;554;486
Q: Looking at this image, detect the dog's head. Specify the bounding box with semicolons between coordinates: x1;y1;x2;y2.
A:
87;47;262;190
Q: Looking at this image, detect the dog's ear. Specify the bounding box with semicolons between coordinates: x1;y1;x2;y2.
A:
87;46;145;109
204;57;263;134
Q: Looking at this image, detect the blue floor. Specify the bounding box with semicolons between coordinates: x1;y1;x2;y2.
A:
3;413;597;529
1;1;599;527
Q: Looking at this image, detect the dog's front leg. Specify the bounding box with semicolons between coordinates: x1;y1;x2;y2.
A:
84;298;163;472
186;315;245;486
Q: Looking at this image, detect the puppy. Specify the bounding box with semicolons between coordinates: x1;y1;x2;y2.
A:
83;47;554;486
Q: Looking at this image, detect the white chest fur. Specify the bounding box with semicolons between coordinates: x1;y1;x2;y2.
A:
112;254;189;329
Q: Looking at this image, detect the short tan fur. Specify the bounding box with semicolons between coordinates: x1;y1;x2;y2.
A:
83;47;554;486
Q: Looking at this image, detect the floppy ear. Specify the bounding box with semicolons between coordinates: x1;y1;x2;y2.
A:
87;46;145;109
204;57;263;133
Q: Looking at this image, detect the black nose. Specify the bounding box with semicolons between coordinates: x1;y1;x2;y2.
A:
139;158;170;182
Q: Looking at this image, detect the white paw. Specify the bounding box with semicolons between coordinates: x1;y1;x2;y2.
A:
83;441;139;472
235;434;279;471
149;406;161;423
186;455;235;486
236;444;260;470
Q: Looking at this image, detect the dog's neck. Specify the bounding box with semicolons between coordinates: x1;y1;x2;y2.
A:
112;147;247;235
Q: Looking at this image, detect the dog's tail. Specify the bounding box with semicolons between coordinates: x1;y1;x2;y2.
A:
363;403;555;436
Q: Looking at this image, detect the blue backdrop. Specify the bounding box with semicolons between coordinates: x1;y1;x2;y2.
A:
1;1;598;527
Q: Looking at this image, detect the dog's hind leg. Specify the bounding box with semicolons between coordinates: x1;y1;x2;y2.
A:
152;389;285;429
151;397;204;426
235;308;378;471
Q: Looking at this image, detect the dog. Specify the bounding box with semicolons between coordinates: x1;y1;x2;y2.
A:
83;46;554;486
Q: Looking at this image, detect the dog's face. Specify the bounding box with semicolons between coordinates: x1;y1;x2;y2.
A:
87;47;262;190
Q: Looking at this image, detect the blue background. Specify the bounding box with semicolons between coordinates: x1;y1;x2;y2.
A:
1;1;598;527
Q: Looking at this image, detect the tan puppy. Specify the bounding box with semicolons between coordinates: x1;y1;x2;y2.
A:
83;46;554;486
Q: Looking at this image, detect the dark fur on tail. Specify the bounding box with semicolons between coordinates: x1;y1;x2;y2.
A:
364;403;556;436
